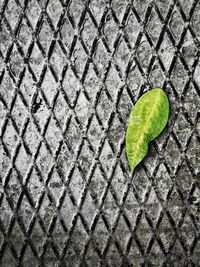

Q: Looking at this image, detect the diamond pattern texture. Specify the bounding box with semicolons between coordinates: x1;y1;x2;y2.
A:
0;0;200;266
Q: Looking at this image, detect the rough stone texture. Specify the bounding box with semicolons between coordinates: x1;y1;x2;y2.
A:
0;0;200;266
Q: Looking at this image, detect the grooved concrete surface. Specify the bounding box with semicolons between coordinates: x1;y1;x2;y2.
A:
0;0;200;266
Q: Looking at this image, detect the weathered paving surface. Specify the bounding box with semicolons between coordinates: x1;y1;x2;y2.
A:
0;0;200;266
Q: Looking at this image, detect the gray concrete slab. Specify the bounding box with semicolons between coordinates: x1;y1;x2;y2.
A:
0;0;200;266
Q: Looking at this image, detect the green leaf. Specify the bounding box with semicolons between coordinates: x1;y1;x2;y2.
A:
126;88;169;173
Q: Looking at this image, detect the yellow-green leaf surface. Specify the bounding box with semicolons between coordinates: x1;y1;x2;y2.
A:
126;88;169;173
